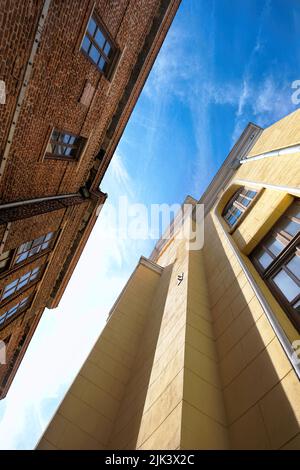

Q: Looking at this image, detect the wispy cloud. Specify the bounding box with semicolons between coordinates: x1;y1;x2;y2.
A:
143;0;297;195
1;0;299;450
0;150;147;449
143;1;217;196
230;0;296;140
109;151;134;198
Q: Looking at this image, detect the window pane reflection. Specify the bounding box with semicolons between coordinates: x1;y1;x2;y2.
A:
273;270;299;302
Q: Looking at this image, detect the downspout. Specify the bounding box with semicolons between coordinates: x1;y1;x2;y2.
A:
241;143;300;163
232;179;300;197
215;211;300;380
0;192;80;210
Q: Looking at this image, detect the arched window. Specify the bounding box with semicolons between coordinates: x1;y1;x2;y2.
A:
222;187;258;227
251;199;300;332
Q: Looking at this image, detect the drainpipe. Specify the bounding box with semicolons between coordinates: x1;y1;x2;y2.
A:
216;212;300;380
0;192;80;210
241;143;300;163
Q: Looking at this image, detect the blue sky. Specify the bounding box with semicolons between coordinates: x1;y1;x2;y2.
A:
0;0;299;449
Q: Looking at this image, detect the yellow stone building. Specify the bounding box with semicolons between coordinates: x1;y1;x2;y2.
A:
37;109;300;450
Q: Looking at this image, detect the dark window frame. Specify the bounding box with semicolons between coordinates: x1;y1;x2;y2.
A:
251;199;300;332
0;249;13;275
0;231;58;280
222;187;259;229
0;294;33;331
13;231;56;266
44;128;87;162
80;11;120;79
0;264;45;308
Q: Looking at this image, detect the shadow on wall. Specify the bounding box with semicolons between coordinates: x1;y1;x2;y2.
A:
203;212;300;450
107;262;175;449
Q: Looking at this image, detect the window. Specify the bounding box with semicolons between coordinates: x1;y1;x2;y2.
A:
0;232;55;276
223;187;258;227
251;200;300;332
45;129;86;161
15;232;54;265
0;250;12;273
81;14;118;77
0;296;30;328
1;267;41;302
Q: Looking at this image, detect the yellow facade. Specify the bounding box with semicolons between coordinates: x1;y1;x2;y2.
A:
37;109;300;450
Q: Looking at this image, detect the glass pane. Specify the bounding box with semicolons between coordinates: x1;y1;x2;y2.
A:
81;35;90;53
2;288;15;299
241;197;251;207
282;219;300;237
32;268;40;274
41;242;49;250
246;190;257;199
46;142;55;153
87;17;97;36
104;41;111;55
29;246;40;257
265;237;284;256
89;44;100;65
287;255;300;280
32;235;45;248
62;134;70;144
56;144;65;155
294;299;300;312
69;136;76;145
5;279;18;290
98;56;105;70
16;252;28;263
30;273;38;281
50;144;58;154
95;28;105;48
17;280;28;290
232;208;242;218
64;147;72;156
32;236;45;248
20;272;30;281
7;309;17;318
228;215;237;226
45;232;53;241
51;129;60;141
18;242;31;254
256;249;273;269
273;269;300;302
7;306;17;315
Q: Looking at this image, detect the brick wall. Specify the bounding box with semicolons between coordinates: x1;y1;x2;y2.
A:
0;0;181;398
0;0;167;202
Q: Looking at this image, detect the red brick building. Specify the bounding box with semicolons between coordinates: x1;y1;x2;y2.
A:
0;0;180;398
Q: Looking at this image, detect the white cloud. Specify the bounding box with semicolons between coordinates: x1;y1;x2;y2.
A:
237;79;250;117
231;75;295;142
109;151;133;197
0;152;141;449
